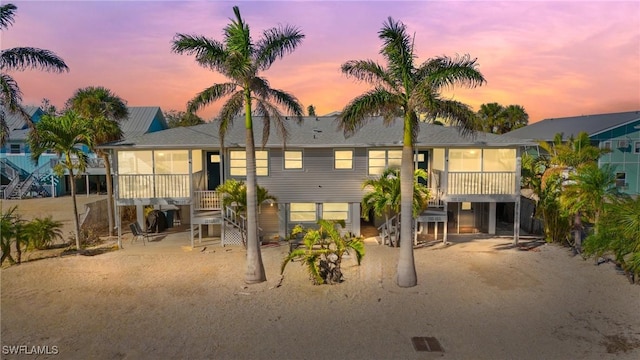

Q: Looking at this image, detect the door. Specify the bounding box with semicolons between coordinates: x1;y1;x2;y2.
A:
416;150;429;185
206;151;221;190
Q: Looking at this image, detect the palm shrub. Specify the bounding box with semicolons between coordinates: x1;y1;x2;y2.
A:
583;197;640;284
537;172;571;244
281;220;365;285
216;178;276;246
361;168;430;246
1;206;19;265
23;216;64;250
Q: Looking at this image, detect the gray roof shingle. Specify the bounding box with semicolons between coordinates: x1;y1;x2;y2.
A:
506;110;640;141
103;115;533;149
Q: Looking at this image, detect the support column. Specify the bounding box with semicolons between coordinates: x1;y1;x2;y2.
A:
136;205;145;231
514;199;521;245
488;202;496;235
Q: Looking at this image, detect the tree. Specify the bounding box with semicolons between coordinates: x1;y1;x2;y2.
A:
307;105;316;117
66;86;128;239
165;109;205;128
29;111;93;250
172;6;304;283
23;215;64;250
361;168;430;247
536;132;609;248
338;17;484;287
0;3;68;145
474;102;528;134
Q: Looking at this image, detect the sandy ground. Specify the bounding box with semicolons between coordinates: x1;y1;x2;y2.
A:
1;198;639;360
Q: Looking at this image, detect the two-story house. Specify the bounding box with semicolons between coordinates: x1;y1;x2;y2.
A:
507;110;640;195
102;116;533;248
0;106;168;199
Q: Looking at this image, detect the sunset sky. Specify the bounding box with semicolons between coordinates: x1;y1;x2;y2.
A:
3;0;639;124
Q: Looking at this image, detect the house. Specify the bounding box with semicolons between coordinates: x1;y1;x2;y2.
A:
0;106;168;199
506;111;640;195
102;116;534;248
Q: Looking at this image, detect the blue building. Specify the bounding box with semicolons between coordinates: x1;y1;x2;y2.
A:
0;106;168;199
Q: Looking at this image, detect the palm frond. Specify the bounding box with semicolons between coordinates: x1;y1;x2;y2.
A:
337;87;400;137
187;83;238;113
65;86;129;121
378;17;414;85
0;72;23;111
171;34;227;71
216;90;244;147
224;6;252;59
255;24;304;71
0;47;69;73
419;54;485;90
0;3;17;30
341;59;395;88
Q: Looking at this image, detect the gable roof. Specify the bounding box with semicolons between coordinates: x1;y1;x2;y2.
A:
506;110;640;141
102;116;534;149
1;105;43;141
119;106;168;139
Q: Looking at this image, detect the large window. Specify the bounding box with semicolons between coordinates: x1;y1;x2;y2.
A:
334;150;353;169
448;149;481;172
368;149;402;175
483;149;516;172
118;151;153;174
284;150;303;170
229;150;268;176
290;203;316;222
322;203;349;221
154;150;188;174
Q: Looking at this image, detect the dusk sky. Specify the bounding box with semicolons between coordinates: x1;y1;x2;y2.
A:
3;0;639;123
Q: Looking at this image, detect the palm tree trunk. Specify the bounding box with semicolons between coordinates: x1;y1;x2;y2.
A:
67;157;81;250
396;122;417;287
243;95;266;284
573;212;582;254
102;153;115;237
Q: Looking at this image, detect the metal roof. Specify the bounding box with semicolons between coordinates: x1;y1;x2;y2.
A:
119;106;167;138
506;110;640;141
102;115;534;149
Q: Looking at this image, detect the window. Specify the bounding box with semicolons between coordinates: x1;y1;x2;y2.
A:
229;150;268;176
155;150;188;174
334;150;353;169
290;203;316;222
615;173;626;188
601;141;612;150
9;144;20;154
322;203;349;221
284;150;303;169
448;149;481;172
483;149;516;172
368;149;402;175
634;141;640;154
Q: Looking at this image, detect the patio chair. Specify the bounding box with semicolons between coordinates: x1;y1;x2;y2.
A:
130;222;149;245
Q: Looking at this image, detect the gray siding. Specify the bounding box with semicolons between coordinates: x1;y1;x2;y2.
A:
227;147;374;203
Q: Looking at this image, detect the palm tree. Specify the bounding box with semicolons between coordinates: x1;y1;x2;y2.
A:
24;216;64;250
66;86;128;238
338;17;485;287
475;102;504;133
172;6;304;283
0;3;68;145
501;104;529;133
29;111;93;250
362;168;429;247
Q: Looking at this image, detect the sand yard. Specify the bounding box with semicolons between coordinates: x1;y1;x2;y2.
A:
1;197;639;360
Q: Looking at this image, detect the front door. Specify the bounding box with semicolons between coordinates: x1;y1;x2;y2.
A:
206;151;221;190
416;150;429;185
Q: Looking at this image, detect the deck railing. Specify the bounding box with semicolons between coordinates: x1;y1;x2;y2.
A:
194;191;221;210
447;172;515;195
117;174;190;199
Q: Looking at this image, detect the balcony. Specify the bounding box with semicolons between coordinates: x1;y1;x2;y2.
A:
117;174;190;199
447;172;515;195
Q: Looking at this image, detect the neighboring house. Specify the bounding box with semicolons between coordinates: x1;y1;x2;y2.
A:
0;106;168;199
507;110;640;195
102;116;534;248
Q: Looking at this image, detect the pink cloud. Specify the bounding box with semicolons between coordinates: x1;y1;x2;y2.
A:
3;0;638;123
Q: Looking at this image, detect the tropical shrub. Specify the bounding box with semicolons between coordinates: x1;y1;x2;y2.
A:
281;220;365;285
23;216;64;250
583;197;640;284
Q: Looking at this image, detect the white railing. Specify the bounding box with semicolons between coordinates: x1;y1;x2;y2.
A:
447;172;515;195
194;191;221;210
118;174;190;199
